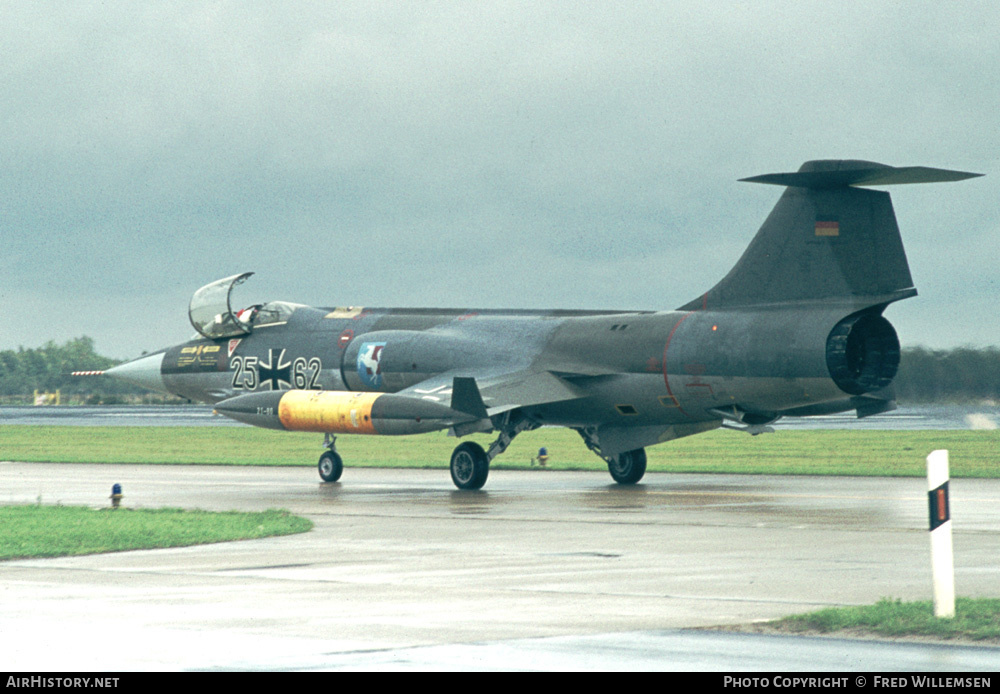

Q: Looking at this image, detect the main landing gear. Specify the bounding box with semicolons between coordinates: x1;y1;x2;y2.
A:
606;448;647;485
449;441;489;490
449;411;539;490
575;427;648;485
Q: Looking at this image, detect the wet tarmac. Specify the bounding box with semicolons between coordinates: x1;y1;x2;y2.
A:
0;404;240;427
2;464;999;671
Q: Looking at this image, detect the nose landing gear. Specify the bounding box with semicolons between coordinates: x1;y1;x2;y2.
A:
318;434;343;483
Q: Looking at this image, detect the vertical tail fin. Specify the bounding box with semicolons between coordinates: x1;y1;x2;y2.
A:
681;160;982;311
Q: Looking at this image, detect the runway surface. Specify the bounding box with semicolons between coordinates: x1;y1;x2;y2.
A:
2;462;999;671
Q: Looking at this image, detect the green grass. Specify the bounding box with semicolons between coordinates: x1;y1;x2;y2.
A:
2;426;999;477
0;505;312;560
768;598;1000;642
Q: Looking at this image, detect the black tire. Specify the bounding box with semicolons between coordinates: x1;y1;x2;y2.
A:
608;448;646;485
450;441;489;490
318;450;343;482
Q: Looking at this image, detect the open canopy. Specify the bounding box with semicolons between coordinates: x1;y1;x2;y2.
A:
188;272;254;339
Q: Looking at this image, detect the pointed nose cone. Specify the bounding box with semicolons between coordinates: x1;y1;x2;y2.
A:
105;352;168;393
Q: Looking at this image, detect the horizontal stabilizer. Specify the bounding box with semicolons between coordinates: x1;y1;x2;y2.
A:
741;161;982;189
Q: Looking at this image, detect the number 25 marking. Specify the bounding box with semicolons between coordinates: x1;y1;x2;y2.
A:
231;356;258;390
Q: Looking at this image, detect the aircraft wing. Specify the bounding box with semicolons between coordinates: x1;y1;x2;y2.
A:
478;369;588;413
398;368;589;419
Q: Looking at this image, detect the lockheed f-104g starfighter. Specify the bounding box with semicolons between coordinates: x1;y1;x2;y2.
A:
105;160;982;489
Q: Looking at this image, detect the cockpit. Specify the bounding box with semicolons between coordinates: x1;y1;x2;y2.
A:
189;272;304;339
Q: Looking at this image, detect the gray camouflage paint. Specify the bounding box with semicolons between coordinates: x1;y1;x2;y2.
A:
108;160;982;478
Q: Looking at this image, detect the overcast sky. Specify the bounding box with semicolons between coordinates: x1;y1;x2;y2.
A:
3;2;997;359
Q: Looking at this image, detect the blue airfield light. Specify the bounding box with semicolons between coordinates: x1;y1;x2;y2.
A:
110;483;123;509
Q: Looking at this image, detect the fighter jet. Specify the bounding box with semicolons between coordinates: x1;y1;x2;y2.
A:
106;160;981;490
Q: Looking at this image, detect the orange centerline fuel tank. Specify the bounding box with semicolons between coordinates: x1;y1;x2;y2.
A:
216;388;475;436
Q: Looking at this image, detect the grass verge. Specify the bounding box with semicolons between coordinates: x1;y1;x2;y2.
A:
760;598;1000;643
0;505;312;560
2;426;999;477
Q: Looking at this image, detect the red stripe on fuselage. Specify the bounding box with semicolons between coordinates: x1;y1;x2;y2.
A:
663;312;695;419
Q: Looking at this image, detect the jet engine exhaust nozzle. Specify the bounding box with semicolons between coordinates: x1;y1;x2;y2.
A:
826;312;900;396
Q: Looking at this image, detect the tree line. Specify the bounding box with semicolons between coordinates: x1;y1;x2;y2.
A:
1;337;998;405
891;346;1000;403
0;337;163;404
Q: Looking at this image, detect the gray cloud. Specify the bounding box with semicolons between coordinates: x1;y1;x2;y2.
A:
2;2;996;357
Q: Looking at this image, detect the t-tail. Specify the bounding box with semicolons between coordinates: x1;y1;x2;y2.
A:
681;160;982;312
674;160;982;421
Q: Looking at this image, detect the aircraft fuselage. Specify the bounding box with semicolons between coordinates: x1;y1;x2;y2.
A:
153;302;866;432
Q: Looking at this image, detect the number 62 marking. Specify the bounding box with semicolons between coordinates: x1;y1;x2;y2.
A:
292;357;322;390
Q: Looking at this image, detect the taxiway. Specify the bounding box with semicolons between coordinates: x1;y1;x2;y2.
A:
2;462;999;670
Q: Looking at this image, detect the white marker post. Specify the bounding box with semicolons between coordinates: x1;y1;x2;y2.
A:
927;449;955;618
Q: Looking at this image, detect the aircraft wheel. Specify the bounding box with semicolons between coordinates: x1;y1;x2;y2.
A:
450;441;489;490
318;450;343;483
608;448;646;485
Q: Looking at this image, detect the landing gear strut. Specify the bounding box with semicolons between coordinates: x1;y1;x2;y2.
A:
575;427;647;485
449;411;538;490
318;433;343;482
